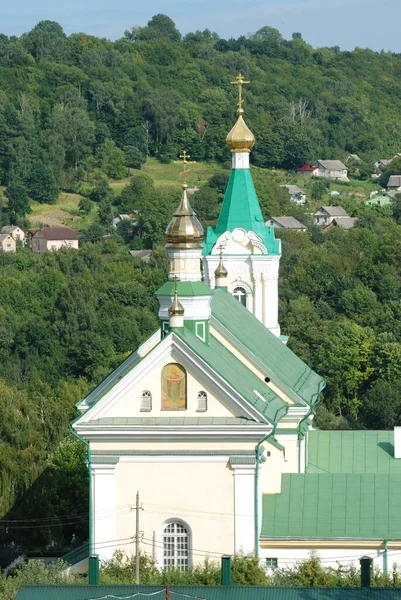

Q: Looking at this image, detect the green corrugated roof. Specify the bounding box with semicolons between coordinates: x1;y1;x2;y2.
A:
211;289;325;406
261;473;401;539
174;327;287;425
15;584;401;600
155;281;212;296
203;169;280;255
86;417;265;426
307;430;401;475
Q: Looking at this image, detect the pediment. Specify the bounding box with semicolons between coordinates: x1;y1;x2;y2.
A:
213;229;267;255
75;332;269;428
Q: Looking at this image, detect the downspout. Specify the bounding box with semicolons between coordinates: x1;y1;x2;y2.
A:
69;414;94;557
383;539;388;574
298;380;326;472
254;423;277;558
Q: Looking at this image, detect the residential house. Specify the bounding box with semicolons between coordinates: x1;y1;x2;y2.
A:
387;175;401;192
375;154;401;171
312;160;348;181
129;249;153;263
365;191;394;207
296;164;317;178
346;153;361;162
31;227;79;253
112;214;131;229
0;234;16;252
1;225;25;242
313;206;349;226
323;217;359;231
281;185;306;204
265;216;307;232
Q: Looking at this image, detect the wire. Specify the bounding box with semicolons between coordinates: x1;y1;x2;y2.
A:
86;592;164;600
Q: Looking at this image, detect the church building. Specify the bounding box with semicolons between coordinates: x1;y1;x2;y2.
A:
72;75;401;573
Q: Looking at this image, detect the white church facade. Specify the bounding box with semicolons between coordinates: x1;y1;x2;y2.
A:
72;75;401;574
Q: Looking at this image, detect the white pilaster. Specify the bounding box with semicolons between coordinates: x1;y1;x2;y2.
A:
231;464;255;554
253;275;263;322
232;152;250;170
299;438;306;473
92;464;117;561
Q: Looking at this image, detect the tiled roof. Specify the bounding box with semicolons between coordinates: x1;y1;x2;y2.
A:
325;217;359;230
307;430;401;475
387;175;401;187
314;206;349;217
268;216;307;229
297;164;315;171
315;160;347;171
34;226;79;240
15;584;401;600
211;289;325;406
261;472;401;539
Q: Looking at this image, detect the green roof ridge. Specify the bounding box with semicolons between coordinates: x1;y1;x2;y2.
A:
155;281;212;296
203;169;280;255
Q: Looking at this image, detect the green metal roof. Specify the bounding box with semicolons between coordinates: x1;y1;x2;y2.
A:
15;584;401;600
211;289;325;406
85;417;266;426
203;169;281;255
307;430;401;475
174;327;288;425
155;281;212;296
261;473;401;540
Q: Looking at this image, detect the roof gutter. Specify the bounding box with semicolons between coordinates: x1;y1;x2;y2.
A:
69;413;93;557
298;379;326;472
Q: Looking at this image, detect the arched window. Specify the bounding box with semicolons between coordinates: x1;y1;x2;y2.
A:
140;391;152;412
162;521;189;570
197;391;207;412
161;364;187;410
232;286;247;307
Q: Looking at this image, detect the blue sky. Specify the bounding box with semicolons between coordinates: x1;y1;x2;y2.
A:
1;0;400;52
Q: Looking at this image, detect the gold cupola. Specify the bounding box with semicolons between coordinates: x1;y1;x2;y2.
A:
214;250;228;279
226;73;255;152
168;282;184;316
165;152;204;249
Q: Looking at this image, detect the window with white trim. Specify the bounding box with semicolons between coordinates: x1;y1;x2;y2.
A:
232;286;247;307
162;521;189;570
265;558;278;569
140;390;152;412
197;391;207;412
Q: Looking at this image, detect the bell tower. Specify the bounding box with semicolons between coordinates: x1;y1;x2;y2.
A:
202;74;282;337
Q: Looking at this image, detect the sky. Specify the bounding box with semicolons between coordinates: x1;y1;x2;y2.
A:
1;0;401;53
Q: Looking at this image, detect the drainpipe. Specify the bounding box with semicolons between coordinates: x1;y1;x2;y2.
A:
254;423;277;558
298;380;326;472
69;416;94;557
383;540;388;574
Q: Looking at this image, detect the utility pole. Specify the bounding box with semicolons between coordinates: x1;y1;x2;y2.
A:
136;491;140;583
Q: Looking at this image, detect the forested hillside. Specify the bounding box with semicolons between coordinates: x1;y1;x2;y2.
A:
1;15;401;553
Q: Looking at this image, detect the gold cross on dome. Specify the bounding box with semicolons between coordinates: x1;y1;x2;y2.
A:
231;73;250;114
179;150;190;186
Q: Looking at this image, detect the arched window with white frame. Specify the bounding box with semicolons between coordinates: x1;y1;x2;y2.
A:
197;391;207;412
140;390;152;412
162;521;190;570
232;286;247;307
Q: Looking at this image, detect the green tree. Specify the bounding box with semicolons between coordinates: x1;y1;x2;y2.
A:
78;197;94;215
26;163;59;204
98;198;114;229
5;180;31;222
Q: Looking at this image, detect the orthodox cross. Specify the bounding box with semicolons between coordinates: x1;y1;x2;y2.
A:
231;73;250;114
179;151;190;186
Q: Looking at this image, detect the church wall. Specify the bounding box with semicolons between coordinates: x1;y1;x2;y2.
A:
90;441;257;452
113;459;235;563
105;351;235;419
258;438;299;494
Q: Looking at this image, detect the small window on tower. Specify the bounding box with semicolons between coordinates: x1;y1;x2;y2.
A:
141;391;152;412
197;391;207;412
232;286;247;307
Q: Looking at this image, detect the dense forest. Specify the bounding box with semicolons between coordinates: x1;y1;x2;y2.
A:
1;15;401;554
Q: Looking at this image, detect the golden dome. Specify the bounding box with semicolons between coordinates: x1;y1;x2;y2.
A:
165;185;204;249
226;114;255;152
168;284;184;316
214;251;228;278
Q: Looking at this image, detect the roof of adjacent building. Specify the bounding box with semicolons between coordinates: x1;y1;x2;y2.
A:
129;249;153;262
387;175;401;187
297;164;316;171
267;216;307;230
307;430;401;475
347;154;361;161
1;225;22;233
314;160;347;171
33;227;79;240
324;217;359;230
15;585;401;600
0;234;14;242
203;169;280;255
281;185;305;195
314;206;349;217
261;472;401;540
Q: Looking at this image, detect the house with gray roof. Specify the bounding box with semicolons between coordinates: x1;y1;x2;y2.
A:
387;175;401;191
323;217;359;231
281;185;306;205
313;206;349;226
265;216;307;231
312;160;348;181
